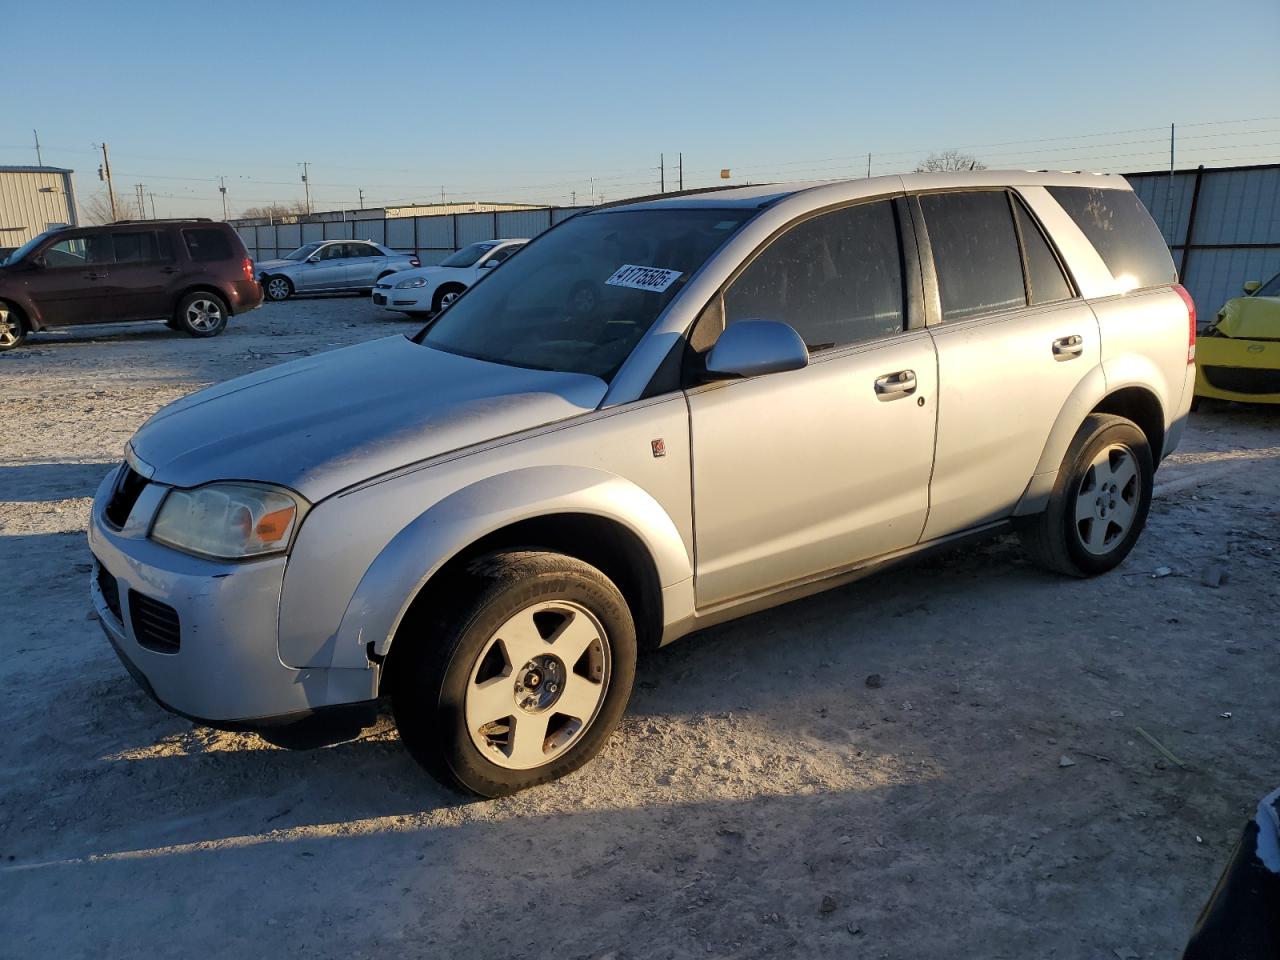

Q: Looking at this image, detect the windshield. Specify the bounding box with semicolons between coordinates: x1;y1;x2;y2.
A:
284;242;323;261
419;207;754;380
2;231;56;266
1256;272;1280;297
440;241;499;268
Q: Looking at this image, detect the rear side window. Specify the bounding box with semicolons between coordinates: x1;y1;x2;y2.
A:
111;232;161;263
182;228;233;262
1012;201;1073;304
1046;186;1176;290
724;199;905;351
920;191;1025;322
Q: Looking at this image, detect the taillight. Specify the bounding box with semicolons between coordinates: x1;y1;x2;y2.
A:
242;257;254;281
1174;284;1196;364
409;256;421;268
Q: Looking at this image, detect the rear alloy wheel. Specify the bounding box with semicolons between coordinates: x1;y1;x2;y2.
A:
1020;413;1153;577
264;276;293;302
176;292;229;338
0;304;26;352
391;550;636;797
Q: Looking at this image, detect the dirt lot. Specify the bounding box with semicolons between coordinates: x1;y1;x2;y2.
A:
1;297;1277;959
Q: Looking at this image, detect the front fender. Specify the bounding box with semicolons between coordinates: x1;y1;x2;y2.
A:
328;465;692;669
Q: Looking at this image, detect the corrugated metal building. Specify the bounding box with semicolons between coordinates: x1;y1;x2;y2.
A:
0;166;78;248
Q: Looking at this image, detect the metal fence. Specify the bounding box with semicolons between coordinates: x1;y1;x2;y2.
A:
235;163;1280;318
236;205;592;267
1127;162;1280;319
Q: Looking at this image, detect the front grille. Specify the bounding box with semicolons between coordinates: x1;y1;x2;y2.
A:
1202;365;1280;395
96;564;122;622
128;591;181;653
104;465;148;528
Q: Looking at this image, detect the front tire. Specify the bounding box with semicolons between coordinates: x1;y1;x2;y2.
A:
431;284;465;314
390;550;637;797
175;291;229;338
1020;413;1153;577
264;276;293;302
0;303;27;352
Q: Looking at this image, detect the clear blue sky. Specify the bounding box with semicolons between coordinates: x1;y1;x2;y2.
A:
5;0;1279;218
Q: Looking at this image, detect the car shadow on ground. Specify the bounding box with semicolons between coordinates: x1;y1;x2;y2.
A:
0;461;115;502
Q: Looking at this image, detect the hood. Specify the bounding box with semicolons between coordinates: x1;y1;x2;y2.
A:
382;265;448;285
254;258;295;273
1213;296;1280;341
130;335;608;501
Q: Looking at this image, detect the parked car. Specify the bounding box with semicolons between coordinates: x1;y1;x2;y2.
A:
0;219;262;352
1193;270;1280;406
89;172;1194;797
373;239;527;317
256;240;419;301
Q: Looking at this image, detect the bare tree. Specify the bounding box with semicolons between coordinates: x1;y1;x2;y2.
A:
914;150;988;173
237;201;310;222
81;189;123;224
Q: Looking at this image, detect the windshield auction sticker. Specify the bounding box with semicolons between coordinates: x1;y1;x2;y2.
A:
605;264;683;293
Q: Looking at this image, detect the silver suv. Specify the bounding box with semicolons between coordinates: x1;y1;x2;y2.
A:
89;172;1195;796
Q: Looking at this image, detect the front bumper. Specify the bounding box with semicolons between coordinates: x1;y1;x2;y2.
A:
373;281;428;311
87;467;377;727
1194;336;1280;405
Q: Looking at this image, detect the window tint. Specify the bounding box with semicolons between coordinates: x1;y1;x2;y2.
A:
1013;201;1073;304
1046;186;1177;291
111;232;160;263
723;200;904;351
921;191;1026;322
485;244;520;265
43;236;90;266
440;241;499;268
350;243;378;258
319;243;347;260
182;228;233;262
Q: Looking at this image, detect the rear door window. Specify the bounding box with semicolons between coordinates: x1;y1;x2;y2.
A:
920;191;1026;322
111;231;161;263
1012;200;1073;304
182;228;233;262
723;199;905;351
1046;186;1177;290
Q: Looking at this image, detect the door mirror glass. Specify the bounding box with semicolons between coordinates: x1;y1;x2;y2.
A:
1243;280;1261;294
704;320;809;380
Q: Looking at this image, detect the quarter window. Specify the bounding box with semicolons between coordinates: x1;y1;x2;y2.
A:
182;228;233;262
1012;201;1073;304
1046;186;1176;291
920;191;1026;322
723;200;905;351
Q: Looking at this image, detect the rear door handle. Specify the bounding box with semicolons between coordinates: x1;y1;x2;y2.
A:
160;266;179;274
874;369;917;401
83;272;108;280
1052;334;1084;360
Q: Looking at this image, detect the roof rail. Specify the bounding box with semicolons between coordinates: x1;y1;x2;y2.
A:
107;217;214;225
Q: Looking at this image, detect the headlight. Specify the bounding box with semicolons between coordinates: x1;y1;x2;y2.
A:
395;276;428;289
150;482;308;560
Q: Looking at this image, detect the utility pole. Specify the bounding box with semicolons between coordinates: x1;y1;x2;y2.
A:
358;188;365;210
149;192;157;219
590;177;595;205
571;190;576;205
299;162;311;215
33;129;43;166
660;153;665;193
440;185;446;204
98;142;118;221
219;176;228;220
135;184;146;219
678;153;683;191
867;153;872;178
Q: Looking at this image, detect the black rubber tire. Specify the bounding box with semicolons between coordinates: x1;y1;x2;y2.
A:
264;276;293;302
389;550;637;798
174;291;229;338
1189;396;1201;413
431;284;466;314
0;303;28;352
1019;413;1154;577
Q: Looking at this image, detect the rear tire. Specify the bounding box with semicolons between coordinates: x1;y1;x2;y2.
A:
1019;413;1153;577
175;291;229;338
264;276;293;302
389;550;637;798
0;303;27;352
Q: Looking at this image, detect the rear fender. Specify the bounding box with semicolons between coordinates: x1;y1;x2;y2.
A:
328;465;692;669
1014;364;1107;515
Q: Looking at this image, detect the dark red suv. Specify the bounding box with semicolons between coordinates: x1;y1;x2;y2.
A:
0;219;263;352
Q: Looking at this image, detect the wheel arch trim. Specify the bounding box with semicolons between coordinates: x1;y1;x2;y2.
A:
326;465;691;669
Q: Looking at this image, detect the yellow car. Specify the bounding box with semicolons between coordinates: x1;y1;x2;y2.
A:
1194;272;1280;406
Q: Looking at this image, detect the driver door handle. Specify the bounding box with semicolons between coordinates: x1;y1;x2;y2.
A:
874;370;917;401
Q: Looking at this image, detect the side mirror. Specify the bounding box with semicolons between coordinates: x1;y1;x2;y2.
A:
307;254;321;263
480;260;499;269
1243;280;1261;294
704;320;809;380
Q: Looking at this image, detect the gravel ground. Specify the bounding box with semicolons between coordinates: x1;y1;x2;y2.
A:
1;296;1278;959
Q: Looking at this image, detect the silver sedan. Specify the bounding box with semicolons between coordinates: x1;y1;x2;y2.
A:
256;240;420;301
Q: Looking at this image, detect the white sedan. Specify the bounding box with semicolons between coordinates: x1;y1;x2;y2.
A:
372;239;527;317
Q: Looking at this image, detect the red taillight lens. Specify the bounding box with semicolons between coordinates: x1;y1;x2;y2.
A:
1174;284;1196;363
243;257;254;281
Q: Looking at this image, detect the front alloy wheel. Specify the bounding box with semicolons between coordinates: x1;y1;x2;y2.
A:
265;277;292;301
0;305;25;351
